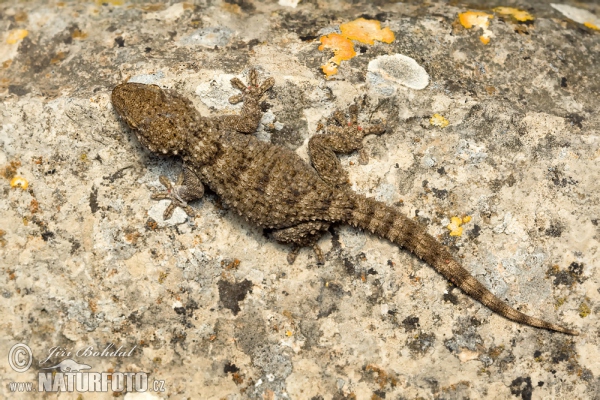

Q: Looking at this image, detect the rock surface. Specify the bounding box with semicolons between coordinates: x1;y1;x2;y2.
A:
1;0;599;398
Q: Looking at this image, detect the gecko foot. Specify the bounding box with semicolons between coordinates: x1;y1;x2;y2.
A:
286;244;325;265
229;69;275;105
151;169;204;220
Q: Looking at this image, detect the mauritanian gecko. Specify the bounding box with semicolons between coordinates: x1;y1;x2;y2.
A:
111;69;577;335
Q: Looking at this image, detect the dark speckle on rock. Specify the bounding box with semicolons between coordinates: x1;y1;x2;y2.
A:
407;332;436;356
223;362;240;374
443;289;459;305
431;187;447;200
568;262;584;277
41;231;54;241
510;376;533;400
565;113;584;128
89;185;99;214
401;315;420;332
218;279;253;316
114;36;124;47
8;84;29;96
468;224;481;239
545;221;563;237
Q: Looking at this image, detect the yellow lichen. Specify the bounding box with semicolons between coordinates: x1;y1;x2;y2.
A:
447;216;471;237
286;330;293;336
71;28;88;40
10;176;28;190
14;11;28;23
493;7;534;22
50;51;67;64
141;3;166;11
94;0;124;5
584;22;599;31
318;18;395;77
339;18;395;45
6;29;28;45
430;113;449;128
458;11;494;44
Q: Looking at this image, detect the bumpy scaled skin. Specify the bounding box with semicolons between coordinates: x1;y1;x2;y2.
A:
111;69;578;335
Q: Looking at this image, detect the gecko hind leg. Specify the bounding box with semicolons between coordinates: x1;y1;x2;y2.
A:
272;221;330;264
309;103;386;187
151;166;204;220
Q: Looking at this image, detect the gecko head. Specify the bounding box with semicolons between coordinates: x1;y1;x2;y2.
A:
112;82;200;156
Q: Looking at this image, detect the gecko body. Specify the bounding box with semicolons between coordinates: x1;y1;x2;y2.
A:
111;69;577;335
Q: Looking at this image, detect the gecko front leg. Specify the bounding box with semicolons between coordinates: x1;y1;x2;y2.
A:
309;104;385;187
151;166;204;220
214;69;275;133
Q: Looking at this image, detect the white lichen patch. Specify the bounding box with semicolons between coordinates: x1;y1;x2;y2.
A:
143;2;188;22
367;54;429;92
551;4;600;28
128;71;165;85
195;73;241;110
148;200;188;227
278;0;301;8
180;26;234;48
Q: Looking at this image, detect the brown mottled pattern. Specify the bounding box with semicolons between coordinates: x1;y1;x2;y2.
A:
349;195;578;335
111;69;577;335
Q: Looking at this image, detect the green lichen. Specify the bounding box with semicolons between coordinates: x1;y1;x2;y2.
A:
579;302;591;318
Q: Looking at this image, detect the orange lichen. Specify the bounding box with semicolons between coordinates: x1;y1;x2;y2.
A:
458;11;494;44
6;29;28;44
224;259;240;270
318;18;395;77
10;176;28;190
447;216;471;237
493;7;534;22
318;33;356;77
584;22;599;31
339;18;395;45
459;11;493;29
430;113;449;128
365;364;398;389
29;199;39;214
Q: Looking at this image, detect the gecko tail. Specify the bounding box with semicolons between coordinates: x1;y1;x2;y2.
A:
347;194;578;336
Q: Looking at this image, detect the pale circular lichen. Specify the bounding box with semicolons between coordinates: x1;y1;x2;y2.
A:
367;54;429;90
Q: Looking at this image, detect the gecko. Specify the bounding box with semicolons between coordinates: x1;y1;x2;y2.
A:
111;69;578;335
